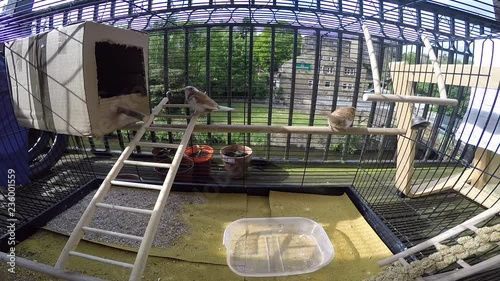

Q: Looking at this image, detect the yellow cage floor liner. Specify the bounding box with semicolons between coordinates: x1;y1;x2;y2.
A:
0;191;391;281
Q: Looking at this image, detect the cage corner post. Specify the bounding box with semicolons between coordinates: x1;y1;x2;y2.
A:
391;62;416;197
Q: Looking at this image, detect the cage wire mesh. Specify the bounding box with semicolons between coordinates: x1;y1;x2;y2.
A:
0;49;96;248
0;22;98;248
1;0;500;279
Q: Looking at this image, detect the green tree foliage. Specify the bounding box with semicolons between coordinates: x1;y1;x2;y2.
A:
254;26;298;72
147;22;298;100
400;51;470;117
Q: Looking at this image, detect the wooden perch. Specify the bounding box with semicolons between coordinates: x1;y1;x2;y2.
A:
117;106;147;121
363;93;458;106
125;123;406;136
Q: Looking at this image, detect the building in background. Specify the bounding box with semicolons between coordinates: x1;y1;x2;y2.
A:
274;35;373;111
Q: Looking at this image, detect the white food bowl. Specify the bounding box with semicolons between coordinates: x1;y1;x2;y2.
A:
223;217;334;277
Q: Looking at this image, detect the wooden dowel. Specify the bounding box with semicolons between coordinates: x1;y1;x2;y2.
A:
362;23;382;95
363;93;458;106
96;202;155;214
69;251;134;268
421;36;448;100
125;123;406;135
116;106;147;121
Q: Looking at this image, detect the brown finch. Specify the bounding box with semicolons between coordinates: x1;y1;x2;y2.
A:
185;86;234;115
327;107;356;130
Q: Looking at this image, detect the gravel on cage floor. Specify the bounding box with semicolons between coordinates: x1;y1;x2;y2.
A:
45;188;207;249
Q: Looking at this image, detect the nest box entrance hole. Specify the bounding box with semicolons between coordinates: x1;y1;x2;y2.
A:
95;42;146;98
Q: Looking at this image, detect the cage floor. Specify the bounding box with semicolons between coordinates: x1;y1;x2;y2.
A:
0;191;391;281
352;169;500;281
0;163;95;242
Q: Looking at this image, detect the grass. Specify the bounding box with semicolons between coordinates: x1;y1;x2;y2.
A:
90;102;332;149
207;103;328;126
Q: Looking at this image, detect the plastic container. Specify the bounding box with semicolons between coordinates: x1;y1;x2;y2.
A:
223;217;334;277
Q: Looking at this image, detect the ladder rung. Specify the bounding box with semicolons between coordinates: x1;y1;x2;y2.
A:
398;257;410;266
466;225;478;232
135;142;180;149
123;160;172;168
147;126;186;132
110;180;163;191
69;251;134;269
163;104;190;108
96;202;153;215
457;259;471;268
82;227;143;241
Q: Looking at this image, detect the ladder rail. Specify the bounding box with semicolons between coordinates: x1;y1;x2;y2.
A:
0;251;107;281
129;114;199;281
55;97;170;270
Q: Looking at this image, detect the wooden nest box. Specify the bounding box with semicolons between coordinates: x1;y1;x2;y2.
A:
4;21;150;136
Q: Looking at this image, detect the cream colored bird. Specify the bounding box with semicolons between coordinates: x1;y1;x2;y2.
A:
185;86;234;115
327;107;356;130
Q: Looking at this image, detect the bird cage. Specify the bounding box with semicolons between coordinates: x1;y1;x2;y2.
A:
0;0;500;281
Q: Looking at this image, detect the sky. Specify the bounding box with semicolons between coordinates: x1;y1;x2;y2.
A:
430;0;497;20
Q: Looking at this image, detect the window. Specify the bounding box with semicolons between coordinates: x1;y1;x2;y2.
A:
325;81;331;87
342;41;351;57
344;68;356;76
326;67;334;74
308;80;313;88
342;83;353;90
329;56;334;61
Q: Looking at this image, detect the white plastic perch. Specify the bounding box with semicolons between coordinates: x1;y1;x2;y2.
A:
421;34;447;100
361;22;382;96
362;29;459;106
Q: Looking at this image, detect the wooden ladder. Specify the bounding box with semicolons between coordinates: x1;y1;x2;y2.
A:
55;97;198;281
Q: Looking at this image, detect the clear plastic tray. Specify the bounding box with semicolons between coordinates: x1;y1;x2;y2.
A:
223;217;334;277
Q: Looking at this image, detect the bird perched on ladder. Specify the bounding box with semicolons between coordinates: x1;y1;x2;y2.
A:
327;107;356;131
185;86;234;115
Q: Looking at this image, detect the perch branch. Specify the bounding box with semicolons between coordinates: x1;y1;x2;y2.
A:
363;93;458;106
116;106;147;122
125;124;406;135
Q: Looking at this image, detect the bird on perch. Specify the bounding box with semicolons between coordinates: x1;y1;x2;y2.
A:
327;107;356;131
185;86;234;115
